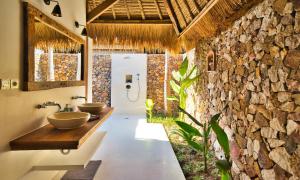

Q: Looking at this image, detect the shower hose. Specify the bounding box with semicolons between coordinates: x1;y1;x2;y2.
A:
126;74;140;102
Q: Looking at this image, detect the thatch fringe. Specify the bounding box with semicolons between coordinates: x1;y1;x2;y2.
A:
35;22;81;52
88;23;184;54
180;0;260;41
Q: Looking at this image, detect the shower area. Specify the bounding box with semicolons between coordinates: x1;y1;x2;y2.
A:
92;53;147;115
92;51;182;116
111;54;147;115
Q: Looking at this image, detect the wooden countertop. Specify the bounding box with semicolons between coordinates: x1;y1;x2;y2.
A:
10;107;114;150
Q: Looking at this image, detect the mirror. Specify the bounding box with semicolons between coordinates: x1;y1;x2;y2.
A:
34;20;83;82
23;2;85;91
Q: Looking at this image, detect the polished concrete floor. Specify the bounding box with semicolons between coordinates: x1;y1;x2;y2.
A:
92;114;185;180
21;114;185;180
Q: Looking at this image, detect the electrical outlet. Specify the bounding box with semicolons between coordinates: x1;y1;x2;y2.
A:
0;79;11;90
10;79;19;89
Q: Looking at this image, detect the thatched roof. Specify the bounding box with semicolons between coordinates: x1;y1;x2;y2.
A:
87;0;262;52
34;22;81;52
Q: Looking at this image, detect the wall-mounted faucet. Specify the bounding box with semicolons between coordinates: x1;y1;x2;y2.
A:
36;101;61;112
71;96;87;101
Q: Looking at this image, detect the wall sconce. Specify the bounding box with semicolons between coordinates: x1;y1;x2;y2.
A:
44;0;62;17
75;21;87;36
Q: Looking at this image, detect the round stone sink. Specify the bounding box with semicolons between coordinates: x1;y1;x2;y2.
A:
78;103;106;115
48;112;90;129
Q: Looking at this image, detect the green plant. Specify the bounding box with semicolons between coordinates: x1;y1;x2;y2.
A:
167;57;199;119
145;99;154;121
172;107;232;179
211;115;231;180
172;107;211;173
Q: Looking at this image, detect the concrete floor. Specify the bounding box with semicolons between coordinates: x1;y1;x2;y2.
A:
92;114;185;180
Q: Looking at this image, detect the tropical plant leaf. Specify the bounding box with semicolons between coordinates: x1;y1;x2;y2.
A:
185;65;197;79
179;90;187;105
179;57;189;76
181;75;200;89
175;121;202;137
145;99;154;110
204;125;212;139
170;128;192;141
172;71;181;82
221;172;231;180
211;117;230;158
187;139;204;152
178;106;203;127
167;96;179;101
216;160;231;171
170;80;180;94
211;113;221;122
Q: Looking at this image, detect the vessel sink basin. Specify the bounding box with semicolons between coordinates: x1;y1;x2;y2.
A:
78;103;106;115
47;112;90;129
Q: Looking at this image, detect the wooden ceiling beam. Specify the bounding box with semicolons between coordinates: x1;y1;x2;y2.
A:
154;0;163;20
182;0;194;20
192;0;201;12
179;0;219;38
87;0;119;24
163;0;181;34
112;7;116;19
173;0;187;26
92;19;172;24
124;0;131;19
138;0;146;20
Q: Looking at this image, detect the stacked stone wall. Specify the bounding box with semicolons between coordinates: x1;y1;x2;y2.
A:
92;54;112;105
186;0;300;179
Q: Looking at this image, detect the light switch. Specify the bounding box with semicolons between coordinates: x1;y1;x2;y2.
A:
0;79;11;90
10;79;19;89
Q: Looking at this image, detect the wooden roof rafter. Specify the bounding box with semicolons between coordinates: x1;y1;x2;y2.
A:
92;19;172;24
124;0;131;19
111;6;116;19
172;0;187;26
154;0;163;20
163;0;181;34
178;0;219;37
87;0;120;24
182;0;194;20
138;0;146;20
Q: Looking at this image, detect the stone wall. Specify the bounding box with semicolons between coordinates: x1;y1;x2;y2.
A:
146;54;182;114
167;54;183;115
187;0;300;179
35;53;79;81
53;54;78;81
147;54;165;113
92;54;111;105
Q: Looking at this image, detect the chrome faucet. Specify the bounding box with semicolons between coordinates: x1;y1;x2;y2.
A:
36;101;62;112
71;96;87;100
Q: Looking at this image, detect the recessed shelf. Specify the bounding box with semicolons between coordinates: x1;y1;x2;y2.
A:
10;107;114;150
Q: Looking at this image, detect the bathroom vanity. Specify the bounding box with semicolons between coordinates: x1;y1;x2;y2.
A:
10;107;113;150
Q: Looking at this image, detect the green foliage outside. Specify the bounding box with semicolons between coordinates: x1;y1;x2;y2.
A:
147;115;218;179
145;99;154;120
167;57;200;120
174;107;232;179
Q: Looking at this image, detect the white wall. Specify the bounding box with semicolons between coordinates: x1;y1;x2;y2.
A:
0;0;86;179
111;54;147;115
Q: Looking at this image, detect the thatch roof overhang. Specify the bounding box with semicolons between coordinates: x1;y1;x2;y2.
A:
87;0;263;53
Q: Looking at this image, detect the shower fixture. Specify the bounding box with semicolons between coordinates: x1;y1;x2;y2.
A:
126;73;140;102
